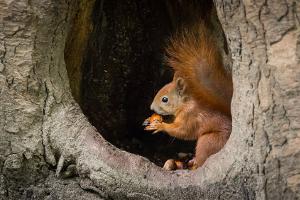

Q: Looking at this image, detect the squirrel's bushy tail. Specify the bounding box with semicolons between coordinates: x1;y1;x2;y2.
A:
166;22;233;115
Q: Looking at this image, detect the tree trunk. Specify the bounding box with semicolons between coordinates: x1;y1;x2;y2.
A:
0;0;299;200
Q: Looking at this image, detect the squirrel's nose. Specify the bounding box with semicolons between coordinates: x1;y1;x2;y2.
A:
150;103;154;111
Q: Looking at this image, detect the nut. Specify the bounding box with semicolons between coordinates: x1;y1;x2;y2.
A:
143;113;163;127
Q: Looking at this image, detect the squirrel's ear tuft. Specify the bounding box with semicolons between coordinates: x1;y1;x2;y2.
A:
175;77;186;96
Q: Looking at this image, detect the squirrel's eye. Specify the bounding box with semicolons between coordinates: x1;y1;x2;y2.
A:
162;96;168;103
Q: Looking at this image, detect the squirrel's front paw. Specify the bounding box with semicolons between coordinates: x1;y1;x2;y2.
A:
187;158;198;170
143;113;163;132
163;159;185;170
144;121;163;133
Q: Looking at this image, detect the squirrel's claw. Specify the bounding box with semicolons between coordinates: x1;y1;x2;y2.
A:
144;125;155;131
142;118;150;126
153;122;164;134
153;128;161;134
188;158;198;170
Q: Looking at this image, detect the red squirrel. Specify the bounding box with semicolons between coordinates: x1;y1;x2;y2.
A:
145;22;233;169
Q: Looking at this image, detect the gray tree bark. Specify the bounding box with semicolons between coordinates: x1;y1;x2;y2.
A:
0;0;299;200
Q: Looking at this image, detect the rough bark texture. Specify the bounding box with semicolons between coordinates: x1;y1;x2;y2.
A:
0;0;299;200
215;1;300;199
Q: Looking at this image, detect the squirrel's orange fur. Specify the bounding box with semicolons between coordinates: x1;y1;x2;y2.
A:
166;23;233;115
148;22;232;169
